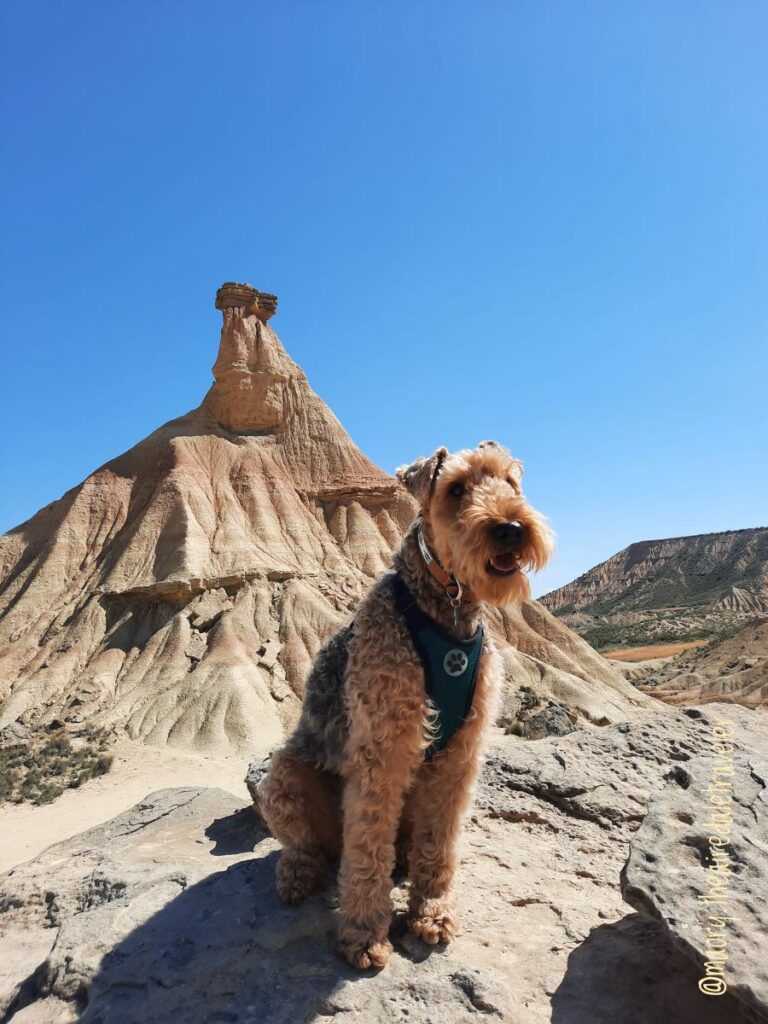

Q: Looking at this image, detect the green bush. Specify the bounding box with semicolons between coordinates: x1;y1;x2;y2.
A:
581;621;717;652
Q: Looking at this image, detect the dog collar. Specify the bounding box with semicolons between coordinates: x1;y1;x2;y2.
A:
417;522;476;608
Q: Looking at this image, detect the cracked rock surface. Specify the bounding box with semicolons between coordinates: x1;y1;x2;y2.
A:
1;706;764;1023
621;709;768;1022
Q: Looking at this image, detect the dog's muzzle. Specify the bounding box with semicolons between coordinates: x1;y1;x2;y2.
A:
487;521;524;575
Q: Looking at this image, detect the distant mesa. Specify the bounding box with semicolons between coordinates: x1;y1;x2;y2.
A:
541;528;768;619
541;529;768;708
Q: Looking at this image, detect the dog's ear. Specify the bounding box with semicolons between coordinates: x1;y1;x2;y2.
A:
396;447;448;506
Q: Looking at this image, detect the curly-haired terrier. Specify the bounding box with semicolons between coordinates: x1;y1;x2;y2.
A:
257;441;554;969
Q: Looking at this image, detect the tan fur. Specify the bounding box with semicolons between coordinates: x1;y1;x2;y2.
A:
403;643;501;944
257;441;552;969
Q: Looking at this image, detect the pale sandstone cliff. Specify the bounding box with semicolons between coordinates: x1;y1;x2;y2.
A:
0;283;648;757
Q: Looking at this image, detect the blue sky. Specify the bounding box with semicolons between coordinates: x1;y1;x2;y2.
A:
1;2;766;596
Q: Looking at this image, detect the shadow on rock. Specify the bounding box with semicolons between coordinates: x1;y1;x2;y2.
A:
3;788;512;1024
204;806;268;855
551;914;750;1024
77;851;351;1024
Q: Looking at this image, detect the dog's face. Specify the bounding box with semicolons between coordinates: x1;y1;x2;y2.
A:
397;441;554;605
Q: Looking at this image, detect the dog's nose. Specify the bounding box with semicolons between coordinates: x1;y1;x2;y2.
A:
491;521;525;549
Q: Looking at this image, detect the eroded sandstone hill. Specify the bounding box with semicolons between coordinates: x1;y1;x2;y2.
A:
541;528;768;651
0;283;647;756
625;617;768;709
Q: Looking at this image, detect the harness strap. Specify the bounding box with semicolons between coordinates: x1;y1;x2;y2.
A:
393;574;484;760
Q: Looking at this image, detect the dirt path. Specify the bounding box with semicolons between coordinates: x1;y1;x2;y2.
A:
0;740;251;874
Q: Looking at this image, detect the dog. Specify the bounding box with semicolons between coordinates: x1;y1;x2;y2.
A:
257;440;554;969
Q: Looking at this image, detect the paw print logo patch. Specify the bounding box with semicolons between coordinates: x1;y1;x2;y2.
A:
443;648;469;677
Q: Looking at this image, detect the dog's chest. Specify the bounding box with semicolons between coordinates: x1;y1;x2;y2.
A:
393;574;484;758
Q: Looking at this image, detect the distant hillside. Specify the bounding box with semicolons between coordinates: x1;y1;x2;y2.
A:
541;528;768;652
621;618;768;709
542;528;768;616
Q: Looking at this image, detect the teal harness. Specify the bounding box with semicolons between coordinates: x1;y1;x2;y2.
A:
393;574;484;760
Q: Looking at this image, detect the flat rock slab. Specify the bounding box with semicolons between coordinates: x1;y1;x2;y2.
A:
2;705;765;1023
621;707;768;1022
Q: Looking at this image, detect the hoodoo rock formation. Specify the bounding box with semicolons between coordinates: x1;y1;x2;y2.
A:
2;285;767;1024
0;283;648;758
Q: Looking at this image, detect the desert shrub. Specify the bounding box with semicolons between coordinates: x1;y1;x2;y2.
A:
0;728;113;806
581;621;717;652
552;603;575;616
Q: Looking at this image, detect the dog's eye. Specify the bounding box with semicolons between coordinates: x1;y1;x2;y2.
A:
449;483;466;498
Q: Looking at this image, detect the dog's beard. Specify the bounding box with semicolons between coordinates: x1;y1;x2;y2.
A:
470;564;532;605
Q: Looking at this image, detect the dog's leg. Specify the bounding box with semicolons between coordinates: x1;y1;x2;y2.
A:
395;803;414;875
404;741;479;944
337;673;424;970
257;749;342;904
406;654;500;945
337;760;415;969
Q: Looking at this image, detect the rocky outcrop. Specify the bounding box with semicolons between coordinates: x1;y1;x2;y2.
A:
496;686;576;739
621;707;768;1021
0;282;649;759
214;281;278;320
712;587;768;615
2;704;763;1023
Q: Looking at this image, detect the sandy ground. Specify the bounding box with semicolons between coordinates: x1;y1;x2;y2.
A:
0;740;251;874
603;639;709;662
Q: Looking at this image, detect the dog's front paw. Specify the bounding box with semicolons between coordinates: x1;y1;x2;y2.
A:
338;921;393;970
276;848;328;905
408;898;459;945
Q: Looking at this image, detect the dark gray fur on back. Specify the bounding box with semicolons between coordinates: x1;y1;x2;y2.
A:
283;618;356;775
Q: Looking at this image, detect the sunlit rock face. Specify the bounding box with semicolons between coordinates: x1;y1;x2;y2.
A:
0;282;648;757
205;285;294;432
